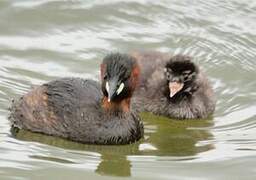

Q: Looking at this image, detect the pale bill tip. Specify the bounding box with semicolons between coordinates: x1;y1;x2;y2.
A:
170;92;175;98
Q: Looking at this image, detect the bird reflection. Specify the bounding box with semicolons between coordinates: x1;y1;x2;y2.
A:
11;112;214;177
96;154;131;177
140;113;214;156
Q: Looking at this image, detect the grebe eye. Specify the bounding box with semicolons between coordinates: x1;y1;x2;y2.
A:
105;81;109;93
116;82;124;95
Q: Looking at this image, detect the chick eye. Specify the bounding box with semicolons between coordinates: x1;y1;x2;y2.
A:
116;82;125;95
105;81;109;93
165;71;172;80
183;75;189;81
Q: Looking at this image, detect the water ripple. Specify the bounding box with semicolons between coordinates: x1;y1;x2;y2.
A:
1;0;256;179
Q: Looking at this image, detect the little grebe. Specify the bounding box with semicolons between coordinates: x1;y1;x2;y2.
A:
9;53;143;145
132;51;215;119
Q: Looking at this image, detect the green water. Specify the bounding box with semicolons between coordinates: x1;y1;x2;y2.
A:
0;0;256;179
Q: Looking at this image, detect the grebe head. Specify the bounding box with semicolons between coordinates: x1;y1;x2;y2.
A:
101;53;140;103
165;55;198;98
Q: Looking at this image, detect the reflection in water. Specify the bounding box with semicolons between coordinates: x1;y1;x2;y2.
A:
96;154;131;177
11;127;137;177
1;0;256;179
11;112;214;177
141;113;214;157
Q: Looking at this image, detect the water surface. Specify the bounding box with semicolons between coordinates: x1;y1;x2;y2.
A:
1;0;256;179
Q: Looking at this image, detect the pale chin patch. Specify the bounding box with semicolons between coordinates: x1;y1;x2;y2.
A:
116;82;124;95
